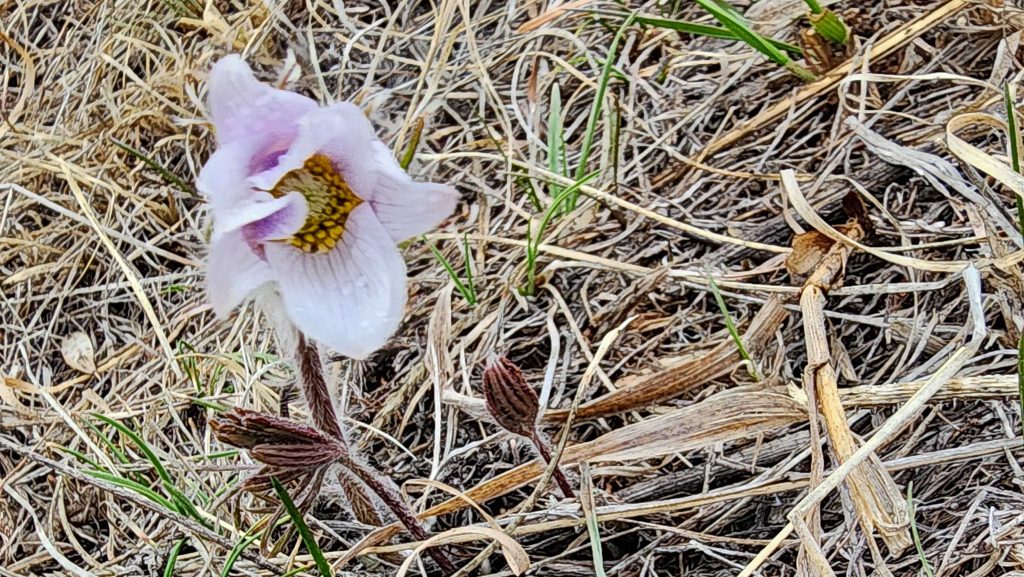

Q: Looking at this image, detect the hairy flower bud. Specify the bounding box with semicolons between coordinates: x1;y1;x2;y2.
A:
482;355;539;438
210;408;344;467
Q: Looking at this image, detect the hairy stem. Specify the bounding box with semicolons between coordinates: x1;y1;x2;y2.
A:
295;334;344;439
531;431;576;498
341;453;458;575
295;335;456;574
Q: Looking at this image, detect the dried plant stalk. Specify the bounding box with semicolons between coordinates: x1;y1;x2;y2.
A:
545;295;787;421
423;389;805;519
797;210;911;556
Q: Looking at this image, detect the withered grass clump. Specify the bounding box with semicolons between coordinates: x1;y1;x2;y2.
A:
3;0;1024;576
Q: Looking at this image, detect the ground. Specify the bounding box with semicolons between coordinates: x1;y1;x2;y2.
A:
3;0;1024;575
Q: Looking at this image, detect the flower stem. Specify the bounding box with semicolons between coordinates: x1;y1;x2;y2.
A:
531;431;575;498
295;334;344;439
339;453;458;575
295;335;457;574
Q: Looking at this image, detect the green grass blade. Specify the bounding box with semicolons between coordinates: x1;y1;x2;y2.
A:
221;532;261;577
271;477;333;577
694;0;787;65
110;138;193;196
707;272;759;380
84;419;132;467
1004;84;1023;235
462;233;477;304
282;564;317;577
93;414;173;484
93;414;209;525
907;481;935;577
579;464;606;577
569;13;637;211
399;117;424;170
164;538;187;577
524;219;537;296
634;14;801;55
802;0;824;13
523;171;600;295
188;396;230;412
425;237;476;306
85;469;177;511
53;446;102;470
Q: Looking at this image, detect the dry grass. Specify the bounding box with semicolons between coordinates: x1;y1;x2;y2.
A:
3;0;1024;575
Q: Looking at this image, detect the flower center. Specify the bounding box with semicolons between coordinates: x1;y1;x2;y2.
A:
270;154;363;253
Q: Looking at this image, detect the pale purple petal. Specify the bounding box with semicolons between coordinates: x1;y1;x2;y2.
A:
207;230;275;317
207;55;316;149
365;141;458;242
248;104;378;197
211;191;307;242
241;192;308;243
196;139;261;215
262;205;406;359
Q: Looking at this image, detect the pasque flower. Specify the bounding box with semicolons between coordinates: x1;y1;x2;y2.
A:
198;55;457;358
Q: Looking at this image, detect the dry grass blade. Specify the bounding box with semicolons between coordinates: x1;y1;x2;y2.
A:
395;527;531;577
740;265;987;577
425;388;805;518
700;0;970;157
6;1;1024;575
790;175;911;558
546;296;787;421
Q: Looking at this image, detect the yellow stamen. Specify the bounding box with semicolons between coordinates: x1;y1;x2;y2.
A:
269;154;363;253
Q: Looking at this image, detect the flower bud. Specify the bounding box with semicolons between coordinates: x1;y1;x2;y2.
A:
482;355;539;438
211;408;343;467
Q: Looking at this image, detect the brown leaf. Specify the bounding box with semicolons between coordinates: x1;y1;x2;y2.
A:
545;296;788;421
786;231;835;279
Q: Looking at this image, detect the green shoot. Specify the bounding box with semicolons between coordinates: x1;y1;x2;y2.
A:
579;464;606;577
85;469;177;511
634;14;801;55
221;531;261;577
568;13;636;212
111;138;186;191
425;236;477;306
93;414;173;484
93;414;209;526
1004;84;1023;235
271;477;333;577
189;396;230;413
802;0;823;13
281;564;318;577
160;284;190;295
693;0;816;81
707;272;759;380
399;117;424;170
83;419;135;470
907;481;934;577
163;538;187;577
522;171;600;296
462;233;476;302
476;110;543;211
176;340;202;394
53;445;102;470
807;8;849;46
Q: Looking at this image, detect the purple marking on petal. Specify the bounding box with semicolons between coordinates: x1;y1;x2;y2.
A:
249;147;288;175
243;206;297;243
